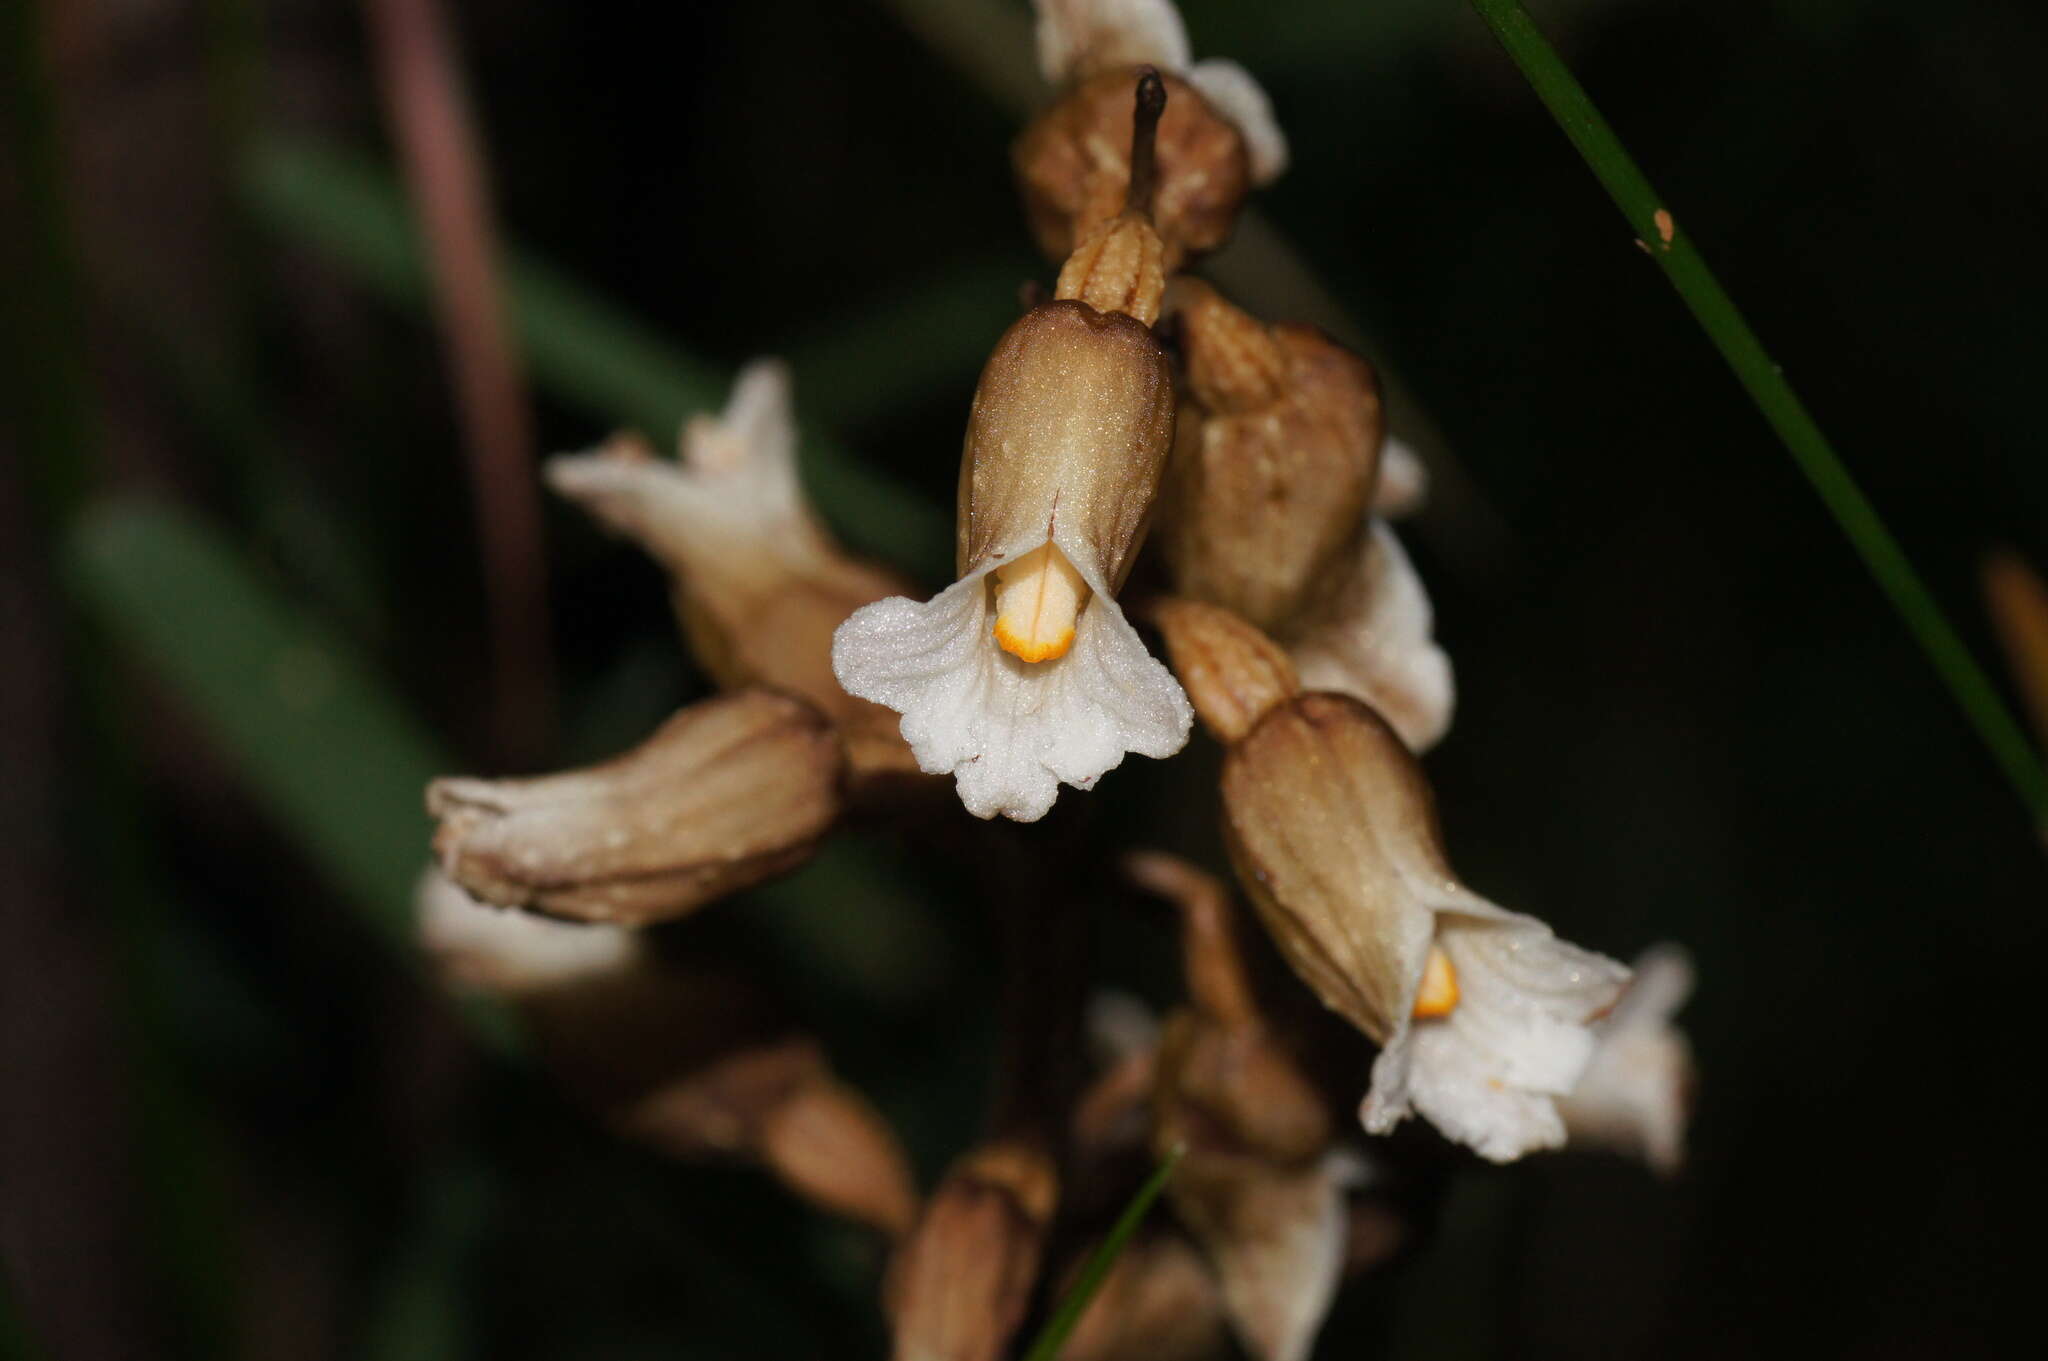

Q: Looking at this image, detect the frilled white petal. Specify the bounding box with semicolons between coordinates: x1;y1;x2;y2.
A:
1209;1153;1351;1361
1186;59;1288;185
416;866;637;995
545;357;835;576
1363;895;1630;1164
1034;0;1190;84
1559;944;1696;1173
1373;435;1428;518
1289;522;1454;752
832;561;1191;821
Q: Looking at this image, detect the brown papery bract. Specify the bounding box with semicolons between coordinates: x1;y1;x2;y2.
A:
415;878;919;1238
1053;1232;1229;1361
957;300;1175;590
1220;693;1451;1045
1150;597;1301;744
1134;852;1348;1361
427;689;842;926
885;1140;1059;1361
1156;281;1385;634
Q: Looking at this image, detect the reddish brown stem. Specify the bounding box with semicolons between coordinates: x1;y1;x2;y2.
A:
364;0;551;761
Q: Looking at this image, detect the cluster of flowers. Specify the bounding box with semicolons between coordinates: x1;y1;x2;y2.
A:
416;3;1696;1357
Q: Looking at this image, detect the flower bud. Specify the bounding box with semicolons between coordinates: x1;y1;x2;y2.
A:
1221;692;1631;1162
1017;68;1246;274
427;689;841;926
885;1139;1058;1361
620;1037;920;1238
1131;852;1349;1361
414;871;918;1236
1155;281;1383;634
835;296;1190;821
546;360;922;789
1020;2;1287;270
1150;597;1299;744
1054;1232;1228;1361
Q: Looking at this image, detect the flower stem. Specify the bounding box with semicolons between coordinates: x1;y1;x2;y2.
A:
1467;0;2048;823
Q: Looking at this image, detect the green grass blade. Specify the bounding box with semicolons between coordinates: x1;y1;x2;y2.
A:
0;1265;43;1361
1018;1145;1183;1361
1467;0;2048;822
241;136;951;580
65;500;445;934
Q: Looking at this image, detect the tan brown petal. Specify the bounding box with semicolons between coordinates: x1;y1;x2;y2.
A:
885;1140;1059;1361
415;874;919;1236
1056;212;1167;327
958;300;1175;590
620;1036;920;1238
427;689;842;926
757;1073;922;1238
1155;283;1384;633
1220;693;1449;1045
1150;597;1300;744
1015;67;1250;273
1054;1231;1229;1361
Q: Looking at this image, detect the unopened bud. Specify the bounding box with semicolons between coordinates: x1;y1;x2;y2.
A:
428;689;841;926
1132;852;1348;1361
1150;597;1299;744
1156;282;1383;634
1054;1231;1228;1361
885;1140;1059;1361
1016;67;1250;273
758;1072;922;1238
1051;68;1169;326
414;873;918;1234
624;1038;920;1238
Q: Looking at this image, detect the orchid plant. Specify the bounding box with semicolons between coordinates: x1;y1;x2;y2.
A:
416;3;1697;1356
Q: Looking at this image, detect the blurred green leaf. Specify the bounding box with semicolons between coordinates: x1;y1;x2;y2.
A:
62;499;519;1048
356;1164;491;1361
0;1266;42;1361
242;136;951;580
66;500;442;936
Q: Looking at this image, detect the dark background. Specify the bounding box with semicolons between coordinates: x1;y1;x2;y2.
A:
5;0;2046;1357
